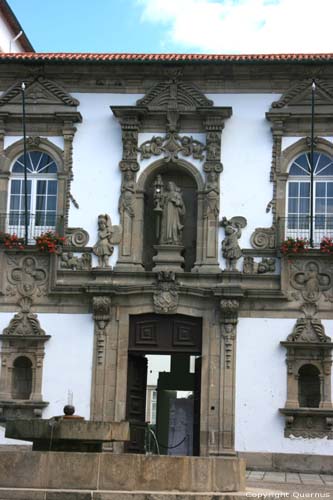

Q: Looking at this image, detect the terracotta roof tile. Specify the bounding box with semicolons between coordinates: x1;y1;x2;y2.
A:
0;52;333;64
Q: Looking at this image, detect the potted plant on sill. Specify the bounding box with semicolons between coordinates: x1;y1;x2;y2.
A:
0;232;25;250
34;231;66;254
320;236;333;254
280;237;309;255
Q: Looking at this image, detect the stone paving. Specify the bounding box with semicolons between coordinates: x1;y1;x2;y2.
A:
247;470;333;496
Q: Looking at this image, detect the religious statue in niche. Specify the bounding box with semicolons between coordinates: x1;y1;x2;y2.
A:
119;170;136;217
153;175;186;245
221;216;247;271
93;214;115;268
204;171;219;218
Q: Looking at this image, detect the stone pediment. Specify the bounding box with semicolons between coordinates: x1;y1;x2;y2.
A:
271;79;333;110
287;317;331;343
0;76;79;108
137;80;213;110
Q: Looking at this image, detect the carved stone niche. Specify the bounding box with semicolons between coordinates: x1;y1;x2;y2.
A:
279;313;333;439
0;297;50;421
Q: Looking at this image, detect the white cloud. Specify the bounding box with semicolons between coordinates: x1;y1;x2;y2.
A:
137;0;333;53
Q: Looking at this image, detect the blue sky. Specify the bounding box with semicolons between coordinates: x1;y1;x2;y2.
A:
8;0;333;54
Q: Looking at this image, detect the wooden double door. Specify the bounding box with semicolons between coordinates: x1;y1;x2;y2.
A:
126;314;202;455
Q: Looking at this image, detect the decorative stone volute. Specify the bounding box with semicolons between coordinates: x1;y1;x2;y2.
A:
92;296;112;330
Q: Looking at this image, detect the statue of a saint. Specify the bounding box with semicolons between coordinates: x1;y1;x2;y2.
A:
221;216;247;271
156;180;186;245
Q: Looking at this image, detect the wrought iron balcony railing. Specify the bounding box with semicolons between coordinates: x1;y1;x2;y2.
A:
278;216;333;247
0;213;65;244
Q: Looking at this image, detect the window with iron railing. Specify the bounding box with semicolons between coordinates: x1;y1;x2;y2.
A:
6;150;58;242
285;152;333;245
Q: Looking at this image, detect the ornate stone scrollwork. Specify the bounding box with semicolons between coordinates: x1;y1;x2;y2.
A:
93;214;121;268
290;260;331;303
250;226;276;250
65;228;89;248
138;133;205;162
3;297;46;336
221;217;247;272
153;271;179;314
6;255;48;299
92;296;112;365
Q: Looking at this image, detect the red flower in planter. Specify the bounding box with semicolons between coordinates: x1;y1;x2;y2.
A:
35;231;66;253
280;237;309;255
0;232;25;250
320;237;333;254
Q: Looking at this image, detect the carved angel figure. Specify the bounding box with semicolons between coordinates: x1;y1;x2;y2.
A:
93;214;114;268
221;216;247;271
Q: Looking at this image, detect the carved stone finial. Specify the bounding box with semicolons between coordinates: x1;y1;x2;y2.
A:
93;214;121;268
287;317;331;343
221;217;247;271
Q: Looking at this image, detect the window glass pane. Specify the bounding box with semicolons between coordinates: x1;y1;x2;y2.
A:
290;153;310;175
315;198;326;213
315;153;333;175
35;212;45;226
288;198;298;213
289;183;299;197
316;182;326;197
299;199;309;213
315;215;325;229
47;181;57;195
10;180;21;195
327;198;333;214
10;196;20;210
45;212;56;225
36;196;46;210
12;162;25;173
46;197;56;210
327;183;333;197
38;154;57;173
37;181;47;195
289;164;309;176
300;183;310;197
22;181;31;195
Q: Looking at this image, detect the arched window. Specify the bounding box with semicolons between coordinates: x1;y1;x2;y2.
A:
287;152;333;243
8;150;58;240
298;364;321;408
11;356;33;400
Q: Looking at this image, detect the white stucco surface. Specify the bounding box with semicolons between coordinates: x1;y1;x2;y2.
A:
236;317;333;455
0;15;24;53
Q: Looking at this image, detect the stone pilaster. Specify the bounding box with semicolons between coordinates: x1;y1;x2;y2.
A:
116;116;144;271
218;298;239;454
91;296;112;420
194;117;224;272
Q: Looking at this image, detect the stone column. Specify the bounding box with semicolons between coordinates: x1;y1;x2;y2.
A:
218;299;239;454
91;296;111;420
115;117;144;271
194;117;224;272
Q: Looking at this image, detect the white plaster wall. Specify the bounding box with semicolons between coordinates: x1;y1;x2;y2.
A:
70;93;143;267
235;317;333;455
0;312;93;445
0;15;24;53
207;94;280;266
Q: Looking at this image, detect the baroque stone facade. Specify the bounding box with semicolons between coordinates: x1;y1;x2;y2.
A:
0;52;333;462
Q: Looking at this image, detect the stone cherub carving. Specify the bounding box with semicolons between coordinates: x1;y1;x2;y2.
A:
93;214;121;268
153;176;186;245
221;216;247;271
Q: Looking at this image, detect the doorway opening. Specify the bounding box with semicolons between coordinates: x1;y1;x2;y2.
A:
126;314;202;456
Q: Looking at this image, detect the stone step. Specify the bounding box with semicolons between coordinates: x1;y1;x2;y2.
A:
0;489;251;500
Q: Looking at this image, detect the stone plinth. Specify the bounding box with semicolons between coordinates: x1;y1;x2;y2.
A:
5;419;129;452
153;244;184;273
0;451;246;493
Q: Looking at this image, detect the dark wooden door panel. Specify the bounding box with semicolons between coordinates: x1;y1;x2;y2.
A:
125;354;147;454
